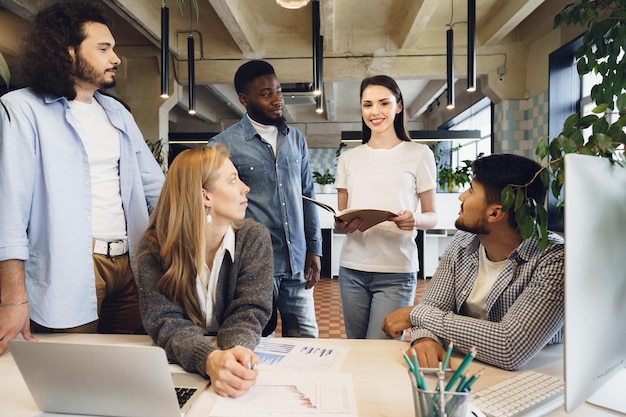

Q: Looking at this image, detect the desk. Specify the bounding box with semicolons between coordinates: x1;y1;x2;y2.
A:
0;334;619;417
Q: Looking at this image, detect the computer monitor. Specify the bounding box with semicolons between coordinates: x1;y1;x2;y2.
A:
564;153;626;414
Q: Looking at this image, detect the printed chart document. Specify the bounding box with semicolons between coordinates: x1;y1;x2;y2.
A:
209;371;358;417
254;339;350;372
302;195;396;232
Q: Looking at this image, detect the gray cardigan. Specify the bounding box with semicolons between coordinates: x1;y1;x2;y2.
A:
136;219;274;377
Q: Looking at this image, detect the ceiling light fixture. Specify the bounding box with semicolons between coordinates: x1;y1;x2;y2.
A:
312;0;321;96
187;1;196;115
467;0;476;92
315;95;324;114
446;27;455;109
160;6;169;98
276;0;311;9
187;34;196;115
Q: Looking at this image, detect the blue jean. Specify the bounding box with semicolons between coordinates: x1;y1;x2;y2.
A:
275;272;319;338
339;266;417;339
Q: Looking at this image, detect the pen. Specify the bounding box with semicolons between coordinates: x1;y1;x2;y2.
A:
445;346;476;391
455;372;469;392
410;348;427;389
458;368;484;392
441;341;453;374
401;349;415;372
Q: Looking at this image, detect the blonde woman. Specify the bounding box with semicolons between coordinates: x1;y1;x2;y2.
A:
136;144;273;398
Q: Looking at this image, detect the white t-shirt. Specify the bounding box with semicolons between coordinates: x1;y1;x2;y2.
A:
68;99;126;240
464;244;509;319
335;141;436;272
248;115;278;155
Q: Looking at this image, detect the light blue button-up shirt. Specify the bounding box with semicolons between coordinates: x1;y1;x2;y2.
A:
209;115;322;275
0;88;164;328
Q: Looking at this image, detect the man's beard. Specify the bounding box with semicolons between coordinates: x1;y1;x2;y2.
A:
247;101;284;127
75;53;116;89
455;217;490;235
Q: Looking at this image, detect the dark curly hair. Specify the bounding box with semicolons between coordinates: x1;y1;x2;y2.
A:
17;0;111;100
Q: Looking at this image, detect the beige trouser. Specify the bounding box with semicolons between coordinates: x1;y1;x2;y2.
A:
30;252;143;334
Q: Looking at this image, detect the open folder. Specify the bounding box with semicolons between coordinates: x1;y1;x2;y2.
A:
302;195;395;232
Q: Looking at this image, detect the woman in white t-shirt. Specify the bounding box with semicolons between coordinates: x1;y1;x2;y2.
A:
334;75;438;339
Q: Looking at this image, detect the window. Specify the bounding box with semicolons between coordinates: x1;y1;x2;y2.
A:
439;97;492;171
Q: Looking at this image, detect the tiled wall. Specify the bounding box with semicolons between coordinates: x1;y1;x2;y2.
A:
308;148;338;176
493;90;549;158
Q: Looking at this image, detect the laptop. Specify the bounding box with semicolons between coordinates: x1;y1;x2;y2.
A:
8;339;210;417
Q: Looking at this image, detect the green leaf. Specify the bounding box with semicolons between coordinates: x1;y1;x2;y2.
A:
592;103;609;113
617;93;626;111
514;187;525;210
535;139;550;160
501;185;516;212
576;114;599;128
564;113;579;130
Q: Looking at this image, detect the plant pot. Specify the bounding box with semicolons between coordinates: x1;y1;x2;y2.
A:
314;183;322;194
321;184;334;194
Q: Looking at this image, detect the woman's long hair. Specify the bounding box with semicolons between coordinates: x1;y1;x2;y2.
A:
359;75;411;144
145;144;230;327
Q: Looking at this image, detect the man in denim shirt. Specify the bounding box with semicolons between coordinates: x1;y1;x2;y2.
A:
209;60;322;337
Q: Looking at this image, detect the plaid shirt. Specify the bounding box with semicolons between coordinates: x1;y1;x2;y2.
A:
409;230;564;370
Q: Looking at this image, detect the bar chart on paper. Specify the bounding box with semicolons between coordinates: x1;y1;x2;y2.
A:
209;372;358;417
254;339;350;372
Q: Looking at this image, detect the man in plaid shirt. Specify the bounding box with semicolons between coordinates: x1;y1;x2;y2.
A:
382;154;564;370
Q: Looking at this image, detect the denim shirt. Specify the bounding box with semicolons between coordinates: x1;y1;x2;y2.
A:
209;115;322;275
0;88;164;328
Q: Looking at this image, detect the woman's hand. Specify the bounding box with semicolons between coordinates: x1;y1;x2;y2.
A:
205;346;260;398
390;210;417;231
334;217;362;234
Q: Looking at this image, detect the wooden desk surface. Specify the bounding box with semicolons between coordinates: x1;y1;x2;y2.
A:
0;334;620;417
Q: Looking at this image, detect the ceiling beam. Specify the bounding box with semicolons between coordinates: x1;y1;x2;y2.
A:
207;0;258;55
398;0;439;50
319;0;334;53
479;0;546;46
406;80;446;120
174;54;505;84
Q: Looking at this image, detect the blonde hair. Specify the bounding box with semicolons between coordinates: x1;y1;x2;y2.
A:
145;144;230;327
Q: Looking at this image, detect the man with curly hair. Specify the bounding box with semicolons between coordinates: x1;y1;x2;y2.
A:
0;0;164;354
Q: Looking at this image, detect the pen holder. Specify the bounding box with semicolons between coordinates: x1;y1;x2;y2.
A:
409;372;470;417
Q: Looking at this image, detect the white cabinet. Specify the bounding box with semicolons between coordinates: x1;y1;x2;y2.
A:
422;193;461;278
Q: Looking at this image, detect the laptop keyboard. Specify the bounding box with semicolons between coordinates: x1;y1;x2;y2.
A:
175;387;198;408
471;371;564;417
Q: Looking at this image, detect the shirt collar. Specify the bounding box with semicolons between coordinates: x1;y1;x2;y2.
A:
243;113;289;137
222;224;236;263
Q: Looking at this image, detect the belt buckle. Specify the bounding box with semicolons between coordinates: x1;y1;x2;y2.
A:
107;239;126;257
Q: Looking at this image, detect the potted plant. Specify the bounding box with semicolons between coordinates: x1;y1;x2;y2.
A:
504;0;626;250
312;168;335;193
437;158;475;192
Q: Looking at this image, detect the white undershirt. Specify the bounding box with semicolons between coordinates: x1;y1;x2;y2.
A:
248;115;278;155
464;244;509;319
196;225;235;333
68;99;126;239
